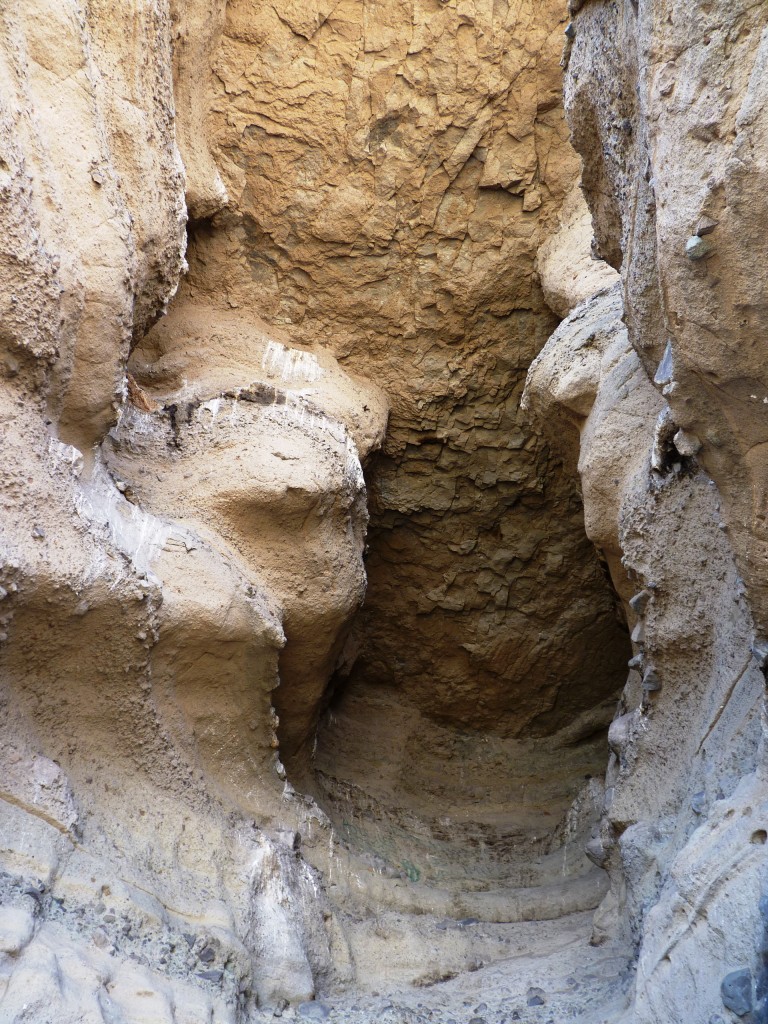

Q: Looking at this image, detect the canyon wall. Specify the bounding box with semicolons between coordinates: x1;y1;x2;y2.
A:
524;1;768;1020
1;1;767;1023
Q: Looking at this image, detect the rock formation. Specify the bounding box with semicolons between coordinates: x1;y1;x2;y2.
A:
0;1;766;1022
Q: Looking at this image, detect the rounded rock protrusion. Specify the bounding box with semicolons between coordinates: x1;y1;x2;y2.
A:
608;712;637;756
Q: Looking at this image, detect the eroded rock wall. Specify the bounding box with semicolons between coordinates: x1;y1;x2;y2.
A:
522;1;768;1020
0;2;631;1020
186;0;630;756
6;0;766;1020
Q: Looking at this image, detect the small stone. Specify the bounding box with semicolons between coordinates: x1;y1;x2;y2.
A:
197;969;224;984
115;480;127;493
752;642;768;669
628;653;643;670
585;837;607;867
458;917;479;928
629;590;651;614
685;234;714;261
92;928;109;949
642;668;662;693
654;341;674;386
696;215;719;236
691;791;706;815
474;1005;487;1014
721;968;753;1016
564;22;576;39
608;713;635;755
0;587;7;601
198;945;216;963
673;429;701;457
298;1002;330;1020
183;932;196;948
526;986;546;1007
103;913;116;923
631;621;645;645
32;526;45;539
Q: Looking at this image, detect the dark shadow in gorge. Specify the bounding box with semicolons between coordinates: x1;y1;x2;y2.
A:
286;436;631;900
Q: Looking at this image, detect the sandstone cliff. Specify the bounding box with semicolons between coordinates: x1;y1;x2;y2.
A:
0;1;766;1023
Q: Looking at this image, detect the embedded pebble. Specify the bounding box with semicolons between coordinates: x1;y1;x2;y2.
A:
696;215;718;236
0;906;34;954
691;792;707;815
197;968;223;984
721;968;753;1016
674;429;701;456
629;590;651;614
526;986;546;1007
642;668;661;694
608;713;636;756
298;1002;331;1020
685;234;714;261
654;341;674;386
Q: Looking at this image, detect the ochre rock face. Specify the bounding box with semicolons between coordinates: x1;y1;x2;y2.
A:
186;0;630;745
0;0;187;452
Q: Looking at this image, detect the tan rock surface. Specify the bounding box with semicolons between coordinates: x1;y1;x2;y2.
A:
6;0;768;1020
186;0;630;755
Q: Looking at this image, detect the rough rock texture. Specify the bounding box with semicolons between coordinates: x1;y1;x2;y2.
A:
523;1;768;1020
3;0;768;1022
189;0;630;756
0;1;631;1019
